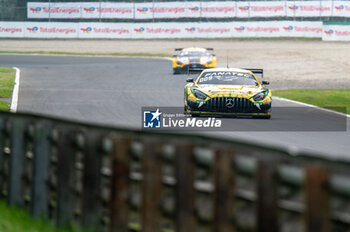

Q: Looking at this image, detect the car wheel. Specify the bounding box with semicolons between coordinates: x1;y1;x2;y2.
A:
191;113;200;117
173;68;180;75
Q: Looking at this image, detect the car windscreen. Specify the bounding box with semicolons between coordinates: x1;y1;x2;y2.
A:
179;51;209;57
197;71;258;86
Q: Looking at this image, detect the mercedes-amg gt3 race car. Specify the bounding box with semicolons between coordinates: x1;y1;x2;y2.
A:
184;68;272;119
173;47;216;74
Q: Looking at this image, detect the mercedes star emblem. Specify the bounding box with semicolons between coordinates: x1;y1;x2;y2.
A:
225;98;234;108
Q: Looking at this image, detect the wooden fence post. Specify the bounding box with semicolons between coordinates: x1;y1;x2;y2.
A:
213;147;236;232
56;126;76;228
174;143;196;232
81;131;103;231
8;119;27;207
110;137;131;232
304;165;330;232
141;141;163;232
30;122;51;218
256;159;279;232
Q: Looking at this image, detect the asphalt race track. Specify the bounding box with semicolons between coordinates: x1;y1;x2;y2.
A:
0;54;349;160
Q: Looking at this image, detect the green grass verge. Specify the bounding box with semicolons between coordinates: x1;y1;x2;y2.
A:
273;89;350;114
0;200;83;232
0;200;170;232
0;51;171;58
0;67;16;111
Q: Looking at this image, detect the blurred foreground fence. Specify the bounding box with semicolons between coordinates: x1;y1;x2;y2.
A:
1;111;350;231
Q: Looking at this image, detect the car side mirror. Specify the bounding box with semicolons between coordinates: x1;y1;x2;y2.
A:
262;80;270;85
186;78;194;83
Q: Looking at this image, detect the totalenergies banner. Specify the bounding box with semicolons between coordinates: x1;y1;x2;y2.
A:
286;1;332;17
0;21;322;39
236;1;286;18
28;2;134;19
322;23;350;41
24;22;78;38
28;1;350;19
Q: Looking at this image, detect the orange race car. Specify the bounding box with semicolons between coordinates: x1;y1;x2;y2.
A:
172;47;216;74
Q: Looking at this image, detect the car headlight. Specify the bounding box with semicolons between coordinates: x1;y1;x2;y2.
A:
253;91;267;101
193;89;208;100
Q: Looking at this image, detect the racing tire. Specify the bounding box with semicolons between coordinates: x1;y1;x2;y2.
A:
191;113;200;117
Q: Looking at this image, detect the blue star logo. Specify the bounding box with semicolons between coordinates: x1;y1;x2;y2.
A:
143;109;162;128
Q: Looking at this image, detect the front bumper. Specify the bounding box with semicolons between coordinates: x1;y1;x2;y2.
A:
186;97;271;115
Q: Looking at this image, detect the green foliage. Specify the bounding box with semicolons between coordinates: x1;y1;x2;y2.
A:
0;200;85;232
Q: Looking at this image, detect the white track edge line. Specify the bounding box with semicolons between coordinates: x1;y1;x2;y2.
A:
274;96;350;118
10;67;20;113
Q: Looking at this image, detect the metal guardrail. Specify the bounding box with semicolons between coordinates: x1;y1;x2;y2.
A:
0;111;350;231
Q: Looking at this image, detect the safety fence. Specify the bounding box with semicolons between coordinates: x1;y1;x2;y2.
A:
1;20;349;40
26;1;347;20
322;21;350;40
1;111;350;231
2;1;350;22
0;21;323;38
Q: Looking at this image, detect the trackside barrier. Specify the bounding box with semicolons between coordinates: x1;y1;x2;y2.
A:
25;1;350;20
0;21;323;38
1;111;350;231
322;21;350;41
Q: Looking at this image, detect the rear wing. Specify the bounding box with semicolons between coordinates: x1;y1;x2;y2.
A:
242;68;263;79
